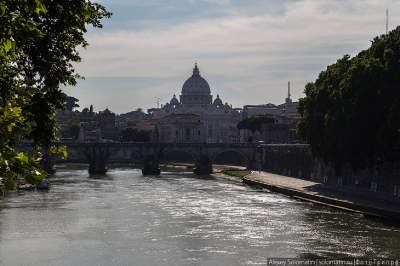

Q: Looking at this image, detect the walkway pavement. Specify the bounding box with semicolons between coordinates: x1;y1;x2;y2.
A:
243;171;400;222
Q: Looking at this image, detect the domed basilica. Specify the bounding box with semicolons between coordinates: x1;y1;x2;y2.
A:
151;64;242;143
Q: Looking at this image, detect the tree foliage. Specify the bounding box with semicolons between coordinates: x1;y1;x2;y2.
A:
237;116;276;133
0;1;111;189
120;128;151;142
65;96;80;112
62;124;81;140
298;26;400;172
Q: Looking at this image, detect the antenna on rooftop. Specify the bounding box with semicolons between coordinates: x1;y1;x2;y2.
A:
285;81;292;104
386;8;389;34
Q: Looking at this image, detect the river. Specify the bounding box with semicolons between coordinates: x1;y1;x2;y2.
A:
0;166;399;265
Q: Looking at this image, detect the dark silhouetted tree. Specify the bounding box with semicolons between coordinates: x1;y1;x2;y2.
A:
298;26;400;173
0;1;111;189
237;116;276;133
120;128;151;142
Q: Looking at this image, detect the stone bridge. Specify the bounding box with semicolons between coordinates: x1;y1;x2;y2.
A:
50;142;260;175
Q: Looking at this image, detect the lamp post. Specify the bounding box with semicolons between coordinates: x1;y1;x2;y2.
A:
256;141;265;173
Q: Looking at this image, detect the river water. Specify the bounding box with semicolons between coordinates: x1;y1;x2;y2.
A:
0;166;400;265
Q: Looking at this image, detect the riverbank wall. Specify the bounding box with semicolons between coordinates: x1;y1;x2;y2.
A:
259;144;400;201
242;172;400;222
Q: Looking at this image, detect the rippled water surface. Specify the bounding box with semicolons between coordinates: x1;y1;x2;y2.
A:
1;166;400;265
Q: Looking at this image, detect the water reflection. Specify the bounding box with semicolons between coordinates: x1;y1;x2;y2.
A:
0;166;399;266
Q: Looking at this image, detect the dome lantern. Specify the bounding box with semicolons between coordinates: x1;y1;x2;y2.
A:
193;62;200;76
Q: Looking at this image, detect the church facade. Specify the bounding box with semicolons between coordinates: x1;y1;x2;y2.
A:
150;64;242;143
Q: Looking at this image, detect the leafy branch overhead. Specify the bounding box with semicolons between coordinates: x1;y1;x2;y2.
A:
0;0;111;189
298;26;400;172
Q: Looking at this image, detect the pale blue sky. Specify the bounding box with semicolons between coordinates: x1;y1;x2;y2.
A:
64;0;400;113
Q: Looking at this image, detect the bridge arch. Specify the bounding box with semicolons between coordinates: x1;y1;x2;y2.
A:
130;150;143;163
159;148;198;164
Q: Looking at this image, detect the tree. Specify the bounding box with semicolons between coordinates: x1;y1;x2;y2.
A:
237;116;276;133
65;96;80;112
120;128;151;142
0;1;111;189
298;26;400;173
62;124;80;140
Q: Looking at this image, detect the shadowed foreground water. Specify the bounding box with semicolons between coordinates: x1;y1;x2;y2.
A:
0;166;400;265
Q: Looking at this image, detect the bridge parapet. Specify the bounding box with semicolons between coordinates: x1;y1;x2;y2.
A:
23;141;310;175
58;142;259;148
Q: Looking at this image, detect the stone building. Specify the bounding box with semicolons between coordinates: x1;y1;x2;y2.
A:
239;82;301;144
151;64;242;143
76;108;118;142
97;108;119;140
242;82;300;120
239;116;299;144
78;121;100;142
155;113;203;143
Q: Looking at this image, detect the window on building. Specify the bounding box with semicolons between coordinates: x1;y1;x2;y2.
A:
185;128;190;140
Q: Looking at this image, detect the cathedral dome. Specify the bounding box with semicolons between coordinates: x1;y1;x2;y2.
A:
181;64;211;95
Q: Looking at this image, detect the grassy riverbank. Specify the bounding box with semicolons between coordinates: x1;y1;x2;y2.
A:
160;163;194;172
222;169;251;178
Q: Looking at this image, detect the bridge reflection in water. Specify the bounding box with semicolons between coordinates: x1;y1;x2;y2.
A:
1;167;400;265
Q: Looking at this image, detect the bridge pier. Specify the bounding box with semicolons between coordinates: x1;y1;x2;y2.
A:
194;155;212;175
41;149;56;175
89;159;108;175
85;145;110;175
246;153;258;170
142;155;160;175
246;159;255;170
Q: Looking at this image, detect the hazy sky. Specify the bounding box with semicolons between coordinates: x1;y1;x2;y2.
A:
63;0;400;113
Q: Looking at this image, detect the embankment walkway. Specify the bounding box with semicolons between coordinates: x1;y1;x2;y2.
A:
243;171;400;222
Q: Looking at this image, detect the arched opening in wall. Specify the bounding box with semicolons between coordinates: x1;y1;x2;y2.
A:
56;148;78;163
160;150;197;170
213;151;247;167
54;147;89;168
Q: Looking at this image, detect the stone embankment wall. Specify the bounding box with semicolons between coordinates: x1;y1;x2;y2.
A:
260;144;400;199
